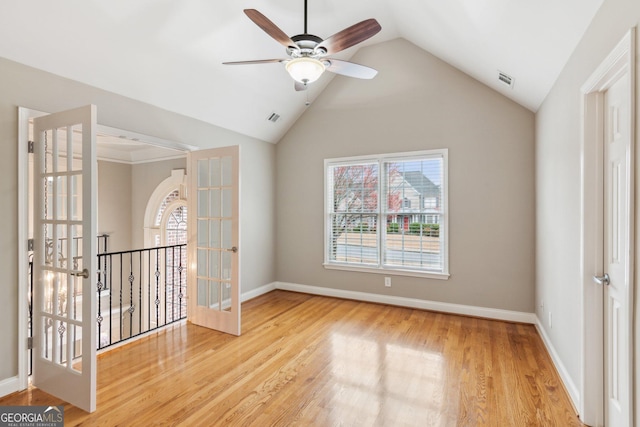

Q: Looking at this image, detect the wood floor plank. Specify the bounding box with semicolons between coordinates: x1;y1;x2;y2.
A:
0;290;585;426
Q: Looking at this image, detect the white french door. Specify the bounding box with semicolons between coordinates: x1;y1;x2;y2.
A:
187;146;240;336
603;73;632;427
32;105;97;412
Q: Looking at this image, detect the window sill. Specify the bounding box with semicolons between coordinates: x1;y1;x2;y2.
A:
323;263;450;280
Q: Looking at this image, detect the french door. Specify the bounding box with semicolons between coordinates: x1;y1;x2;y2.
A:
187;146;241;335
32;105;97;412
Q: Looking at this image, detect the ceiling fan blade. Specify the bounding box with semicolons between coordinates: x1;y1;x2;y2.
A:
325;59;378;79
244;9;297;49
223;59;285;65
316;19;381;55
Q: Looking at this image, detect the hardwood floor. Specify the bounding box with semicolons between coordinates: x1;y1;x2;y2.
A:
1;290;584;426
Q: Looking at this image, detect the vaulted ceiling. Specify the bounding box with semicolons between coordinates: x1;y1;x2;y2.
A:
0;0;603;143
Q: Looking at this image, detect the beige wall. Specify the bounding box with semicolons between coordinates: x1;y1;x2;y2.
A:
535;0;640;419
0;57;276;383
98;160;133;253
99;158;189;253
130;158;187;250
275;38;536;312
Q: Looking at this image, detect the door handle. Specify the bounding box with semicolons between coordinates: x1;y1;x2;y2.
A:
225;246;238;253
72;268;89;279
593;273;610;286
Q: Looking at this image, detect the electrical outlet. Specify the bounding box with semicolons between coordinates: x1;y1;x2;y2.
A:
549;312;552;329
384;277;391;287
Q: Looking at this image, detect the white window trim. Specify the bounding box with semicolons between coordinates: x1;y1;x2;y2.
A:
159;199;188;246
323;149;449;279
143;168;187;248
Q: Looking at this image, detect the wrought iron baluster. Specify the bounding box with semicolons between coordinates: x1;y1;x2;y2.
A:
138;250;142;332
170;246;175;323
119;253;123;341
91;244;185;350
178;245;184;319
128;253;134;336
108;254;113;347
164;246;168;326
97;254;103;349
147;251;151;330
155;249;160;328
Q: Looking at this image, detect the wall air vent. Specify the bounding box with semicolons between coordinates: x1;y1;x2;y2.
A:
497;71;514;88
267;112;281;123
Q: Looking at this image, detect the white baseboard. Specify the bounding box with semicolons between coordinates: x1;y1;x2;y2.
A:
242;282;277;302
272;281;537;324
0;376;20;399
535;317;581;412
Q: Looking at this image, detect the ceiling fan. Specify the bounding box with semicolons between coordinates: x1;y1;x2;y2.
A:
223;0;382;91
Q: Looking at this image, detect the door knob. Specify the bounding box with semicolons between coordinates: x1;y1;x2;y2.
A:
72;268;89;279
593;273;610;286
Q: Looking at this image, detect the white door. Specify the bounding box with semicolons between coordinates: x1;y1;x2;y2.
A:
602;74;632;427
187;146;240;335
32;105;97;412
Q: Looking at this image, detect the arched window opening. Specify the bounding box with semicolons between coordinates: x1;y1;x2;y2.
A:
165;205;187;246
142;169;188;326
155;189;181;227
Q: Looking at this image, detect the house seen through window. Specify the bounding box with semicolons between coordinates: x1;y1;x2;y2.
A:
324;150;448;278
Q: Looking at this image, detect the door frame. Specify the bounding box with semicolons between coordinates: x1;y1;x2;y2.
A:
580;27;636;426
16;107;194;392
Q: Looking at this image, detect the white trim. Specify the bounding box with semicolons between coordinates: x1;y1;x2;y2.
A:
96;124;197;153
17;107;32;392
273;281;536;324
98;152;186;166
143;168;187;248
579;27;635;427
535;317;581;412
241;282;277;302
0;376;20;398
324;149;449;277
159;199;188;246
323;263;450;279
17;107;52;392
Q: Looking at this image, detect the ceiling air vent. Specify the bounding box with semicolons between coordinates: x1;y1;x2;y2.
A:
267;112;281;123
497;71;514;88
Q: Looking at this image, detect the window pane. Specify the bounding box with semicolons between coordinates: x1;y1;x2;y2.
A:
210;189;221;218
329;163;378;214
210;158;221;187
197;159;209;187
385;158;443;214
325;151;447;274
384;214;443;271
221;156;232;186
328;214;378;265
383;156;444;272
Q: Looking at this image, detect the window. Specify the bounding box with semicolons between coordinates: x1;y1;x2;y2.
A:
324;150;448;279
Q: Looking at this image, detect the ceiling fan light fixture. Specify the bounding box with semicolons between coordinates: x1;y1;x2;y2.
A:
285;57;325;84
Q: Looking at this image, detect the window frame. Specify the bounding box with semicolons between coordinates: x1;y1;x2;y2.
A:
323;149;449;280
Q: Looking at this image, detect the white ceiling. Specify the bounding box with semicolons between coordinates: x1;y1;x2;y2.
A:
1;0;603;144
94;133;186;164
